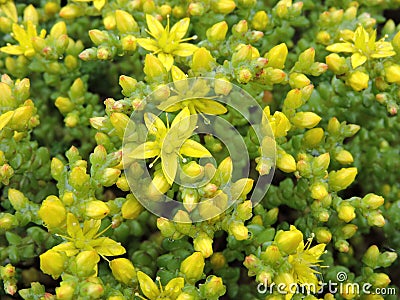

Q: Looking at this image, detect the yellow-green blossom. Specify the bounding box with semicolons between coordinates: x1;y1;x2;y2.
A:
137;14;198;71
157;68;227;116
0;21;46;57
326;25;395;69
50;213;125;259
136;271;184;300
288;234;326;287
129;107;211;184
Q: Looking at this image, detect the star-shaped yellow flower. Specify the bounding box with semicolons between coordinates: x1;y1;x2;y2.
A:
51;213;126;259
137;14;198;71
326;25;396;69
0;21;46;58
136;271;184;300
129;107;212;185
157;67;227;116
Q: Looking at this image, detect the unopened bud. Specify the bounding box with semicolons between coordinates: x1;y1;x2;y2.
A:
85;200;110;219
329;168;357;192
194;233;213;258
115;10;138;33
122;194;144;219
110;258;136;285
291;112;321;129
335;150;354;164
347;71;369;91
38;196;66;228
180;252;205;283
337;203;356;223
252;11;268;31
211;0;236;14
40;250;66;279
207;21;228;42
275;225;303;254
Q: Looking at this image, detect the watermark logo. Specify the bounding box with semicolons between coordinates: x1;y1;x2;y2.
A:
122;77;276;222
256;271;397;296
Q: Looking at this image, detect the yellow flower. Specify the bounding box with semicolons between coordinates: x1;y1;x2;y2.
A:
51;213;126;259
0;21;46;58
157;70;227;116
326;25;396;69
288;233;326;288
129;107;212;184
73;0;106;11
137;14;198;71
136;271;184;300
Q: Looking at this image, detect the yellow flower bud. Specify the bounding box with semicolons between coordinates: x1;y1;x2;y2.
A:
369;273;390;288
56;281;75;300
121;35;137;51
384;64;400;84
210;252;226;270
137;271;160;299
207;21;228;42
315;228;332;243
8;189;29;211
328;167;357;192
24;5;39;25
89;29;109;45
212;0;236;14
74;250;100;277
100;168;121;187
327;117;340;134
110;258;136;285
194;233;213;258
9;105;35;131
236;200;253;221
0;213;16;230
261;245;282;264
69;166;90;189
65;55;78;70
367;211;385;227
283;88;302;109
115;10;138;33
55;97;74;114
316;31;331;45
289;72;310;88
277;150;296;173
192;48;215;73
200;276;226;298
275;225;303;254
337;203;356;223
159;4;172;17
59;5;82;19
291;112;321;129
144;54;167;80
174;210;192;234
303;128;324;147
342;224;358;239
252;11;268;30
103;13;116;30
180;252;205;283
233;20;248;35
40;250;67;279
119;75;137;95
38;196;66;228
85;200;109;219
214;78;233;95
363;245;380;267
347;71;369;92
122;194;143;219
310;182;328;200
362;193;384;210
51;157;64;180
237;68;252;83
81;279;104;298
116;175;130;192
229;221;249;240
335;149;354;164
392;31;400;53
326;53;348;75
147;172;171;200
110;112;130;139
157;217;181;238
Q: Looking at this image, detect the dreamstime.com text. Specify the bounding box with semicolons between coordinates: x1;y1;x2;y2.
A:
257;272;397;296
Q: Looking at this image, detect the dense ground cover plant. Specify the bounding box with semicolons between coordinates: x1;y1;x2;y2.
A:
0;0;399;299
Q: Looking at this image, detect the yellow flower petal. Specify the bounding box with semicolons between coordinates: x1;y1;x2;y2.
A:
52;242;80;256
170;106;191;129
0;45;24;55
161;152;178;185
164;277;184;298
326;42;355;53
66;213;83;239
157;96;184;112
144;112;167;137
351;52;367;69
0;1;18;22
137;38;159;52
0;111;14;130
91;237;126;256
137;271;160;299
129;141;160;159
173;43;198;56
12;23;28;44
180;139;212;158
158;52;174;71
170;18;190;40
93;0;106;10
82;219;102;239
194;99;227;115
353;26;368;52
146;14;164;39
